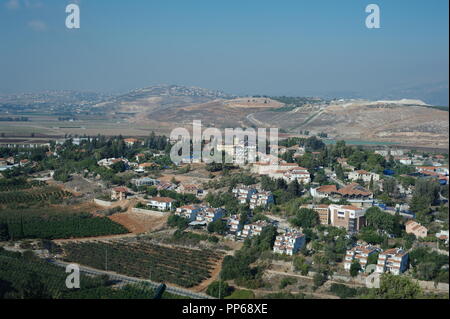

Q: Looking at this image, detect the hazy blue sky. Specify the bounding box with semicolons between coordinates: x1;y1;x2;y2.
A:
0;0;448;102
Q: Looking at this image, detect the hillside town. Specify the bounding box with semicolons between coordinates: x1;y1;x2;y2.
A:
0;133;448;299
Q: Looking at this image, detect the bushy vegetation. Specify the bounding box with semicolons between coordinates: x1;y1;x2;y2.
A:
220;225;277;289
0;248;180;299
206;280;231;299
0;186;72;205
409;247;449;283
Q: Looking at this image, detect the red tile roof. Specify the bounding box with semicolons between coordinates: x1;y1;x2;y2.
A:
149;196;175;203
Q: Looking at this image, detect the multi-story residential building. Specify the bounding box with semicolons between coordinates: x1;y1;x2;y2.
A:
273;231;305;256
195;207;225;224
329;204;366;233
405;220;428;238
232;185;258;204
348;170;380;183
301;204;330;225
283;167;311;184
376;248;409;275
217;140;256;165
175;205;202;221
147;197;175;211
241;220;269;238
227;215;242;233
232;185;273;209
344;245;379;271
249;191;274;209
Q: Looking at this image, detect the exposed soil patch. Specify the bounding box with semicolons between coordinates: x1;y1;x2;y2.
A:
109;212;168;234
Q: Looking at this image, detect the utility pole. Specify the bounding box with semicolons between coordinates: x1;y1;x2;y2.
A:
218;272;221;299
105;247;108;271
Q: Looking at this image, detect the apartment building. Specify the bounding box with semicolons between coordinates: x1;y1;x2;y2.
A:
195;207;225;225
241;220;269;238
232;185;258;204
283;167;311;184
175;205;203;221
232;185;273;209
376;248;409;275
344;245;379;271
329;204;366;233
227;214;242;233
273;231;305;256
249;191;274;209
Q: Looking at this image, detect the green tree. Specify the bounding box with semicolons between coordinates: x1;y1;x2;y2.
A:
16;272;51;299
350;261;361;277
366;273;422;299
0;222;10;241
365;207;397;235
206;280;231;299
313;272;327;288
289;208;319;229
207;219;228;235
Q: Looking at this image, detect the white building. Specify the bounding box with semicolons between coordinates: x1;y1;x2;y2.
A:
232;185;273;209
249;191;274;209
273;231;305;256
97;158;129;168
227;214;242;233
344;245;379;271
195;207;225;224
399;158;413;165
232;185;257;204
348;170;380;183
241;220;269;238
147;197;175;211
376;248;409;275
175;205;203;221
283;167;311;184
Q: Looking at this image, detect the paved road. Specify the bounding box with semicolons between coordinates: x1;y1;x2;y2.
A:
47;259;214;299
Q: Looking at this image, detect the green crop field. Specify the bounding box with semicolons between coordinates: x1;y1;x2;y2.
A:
62;240;224;288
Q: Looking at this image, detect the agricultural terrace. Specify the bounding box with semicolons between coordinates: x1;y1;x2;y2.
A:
0;248;181;299
0;207;129;240
0;178;72;205
62;240;224;288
